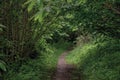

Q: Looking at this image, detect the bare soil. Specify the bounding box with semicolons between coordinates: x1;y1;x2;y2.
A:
53;51;74;80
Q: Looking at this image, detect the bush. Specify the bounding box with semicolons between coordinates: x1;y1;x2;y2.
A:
4;41;71;80
66;38;120;80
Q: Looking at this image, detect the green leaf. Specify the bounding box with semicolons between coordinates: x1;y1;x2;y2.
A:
32;11;43;23
0;24;6;28
24;0;37;12
67;0;72;3
0;60;6;72
0;28;3;32
27;1;36;12
31;2;44;22
24;0;33;5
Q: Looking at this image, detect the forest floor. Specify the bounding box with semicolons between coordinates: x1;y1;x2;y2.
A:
53;51;74;80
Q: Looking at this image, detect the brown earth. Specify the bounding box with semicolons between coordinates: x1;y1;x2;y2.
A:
53;51;74;80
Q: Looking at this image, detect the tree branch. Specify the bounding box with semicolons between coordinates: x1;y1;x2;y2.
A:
105;3;120;15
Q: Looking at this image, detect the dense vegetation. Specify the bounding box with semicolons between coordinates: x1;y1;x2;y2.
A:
66;36;120;80
0;0;120;80
65;0;120;80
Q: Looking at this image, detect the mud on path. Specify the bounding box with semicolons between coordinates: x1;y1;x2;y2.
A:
53;51;74;80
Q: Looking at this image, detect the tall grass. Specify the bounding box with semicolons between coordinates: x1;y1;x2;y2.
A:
66;37;120;80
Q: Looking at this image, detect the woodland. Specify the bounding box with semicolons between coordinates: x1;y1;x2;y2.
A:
0;0;120;80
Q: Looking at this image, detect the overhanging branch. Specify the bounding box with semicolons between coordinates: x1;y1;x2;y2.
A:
105;3;120;15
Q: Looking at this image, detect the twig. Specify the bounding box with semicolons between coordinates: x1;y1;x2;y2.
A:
105;3;120;14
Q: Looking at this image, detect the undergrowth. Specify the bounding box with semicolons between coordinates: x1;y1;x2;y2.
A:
66;37;120;80
4;41;71;80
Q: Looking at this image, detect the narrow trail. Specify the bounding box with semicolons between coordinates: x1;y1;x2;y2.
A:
53;51;74;80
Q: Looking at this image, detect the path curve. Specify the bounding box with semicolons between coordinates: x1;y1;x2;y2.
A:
53;51;74;80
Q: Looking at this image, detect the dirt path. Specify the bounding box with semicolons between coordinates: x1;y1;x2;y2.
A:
53;51;74;80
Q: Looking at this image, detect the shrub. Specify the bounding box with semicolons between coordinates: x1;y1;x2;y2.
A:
66;38;120;80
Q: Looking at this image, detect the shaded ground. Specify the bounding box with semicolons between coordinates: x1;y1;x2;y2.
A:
53;51;74;80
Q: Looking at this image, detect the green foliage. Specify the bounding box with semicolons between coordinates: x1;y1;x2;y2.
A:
0;0;120;80
0;60;6;72
5;42;71;80
0;23;7;74
24;0;44;22
62;0;120;38
66;37;120;80
0;24;5;32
